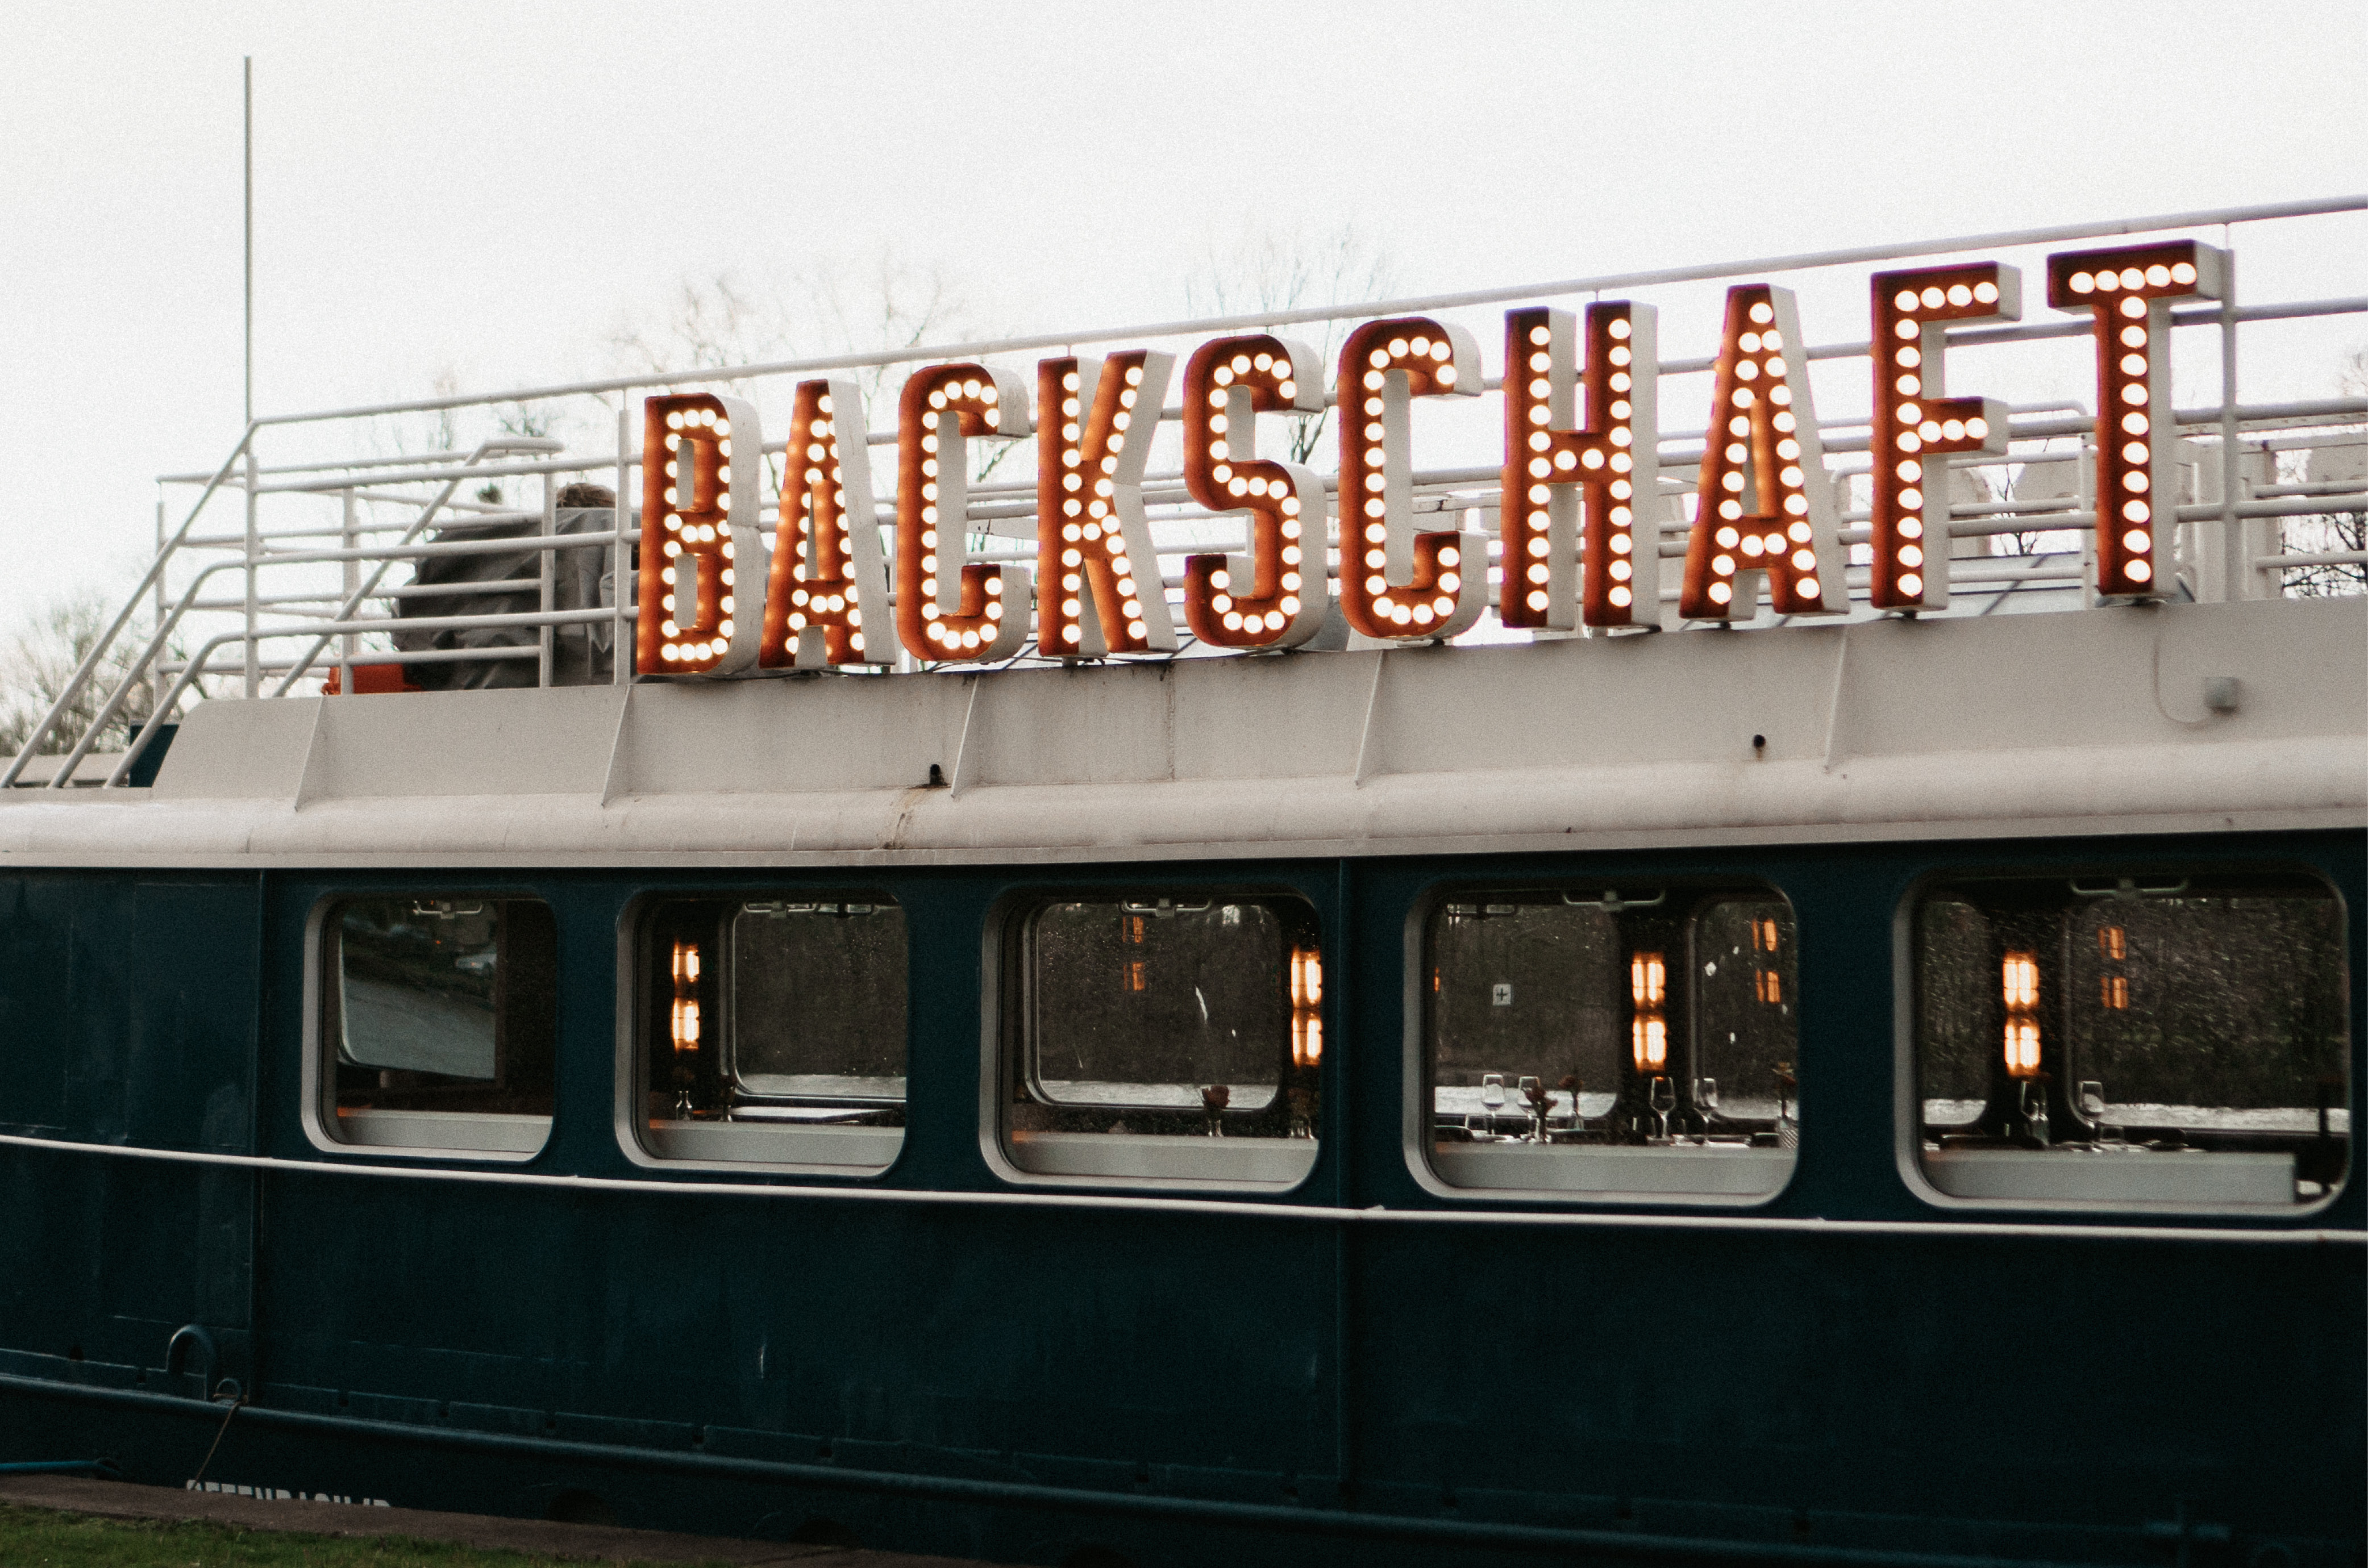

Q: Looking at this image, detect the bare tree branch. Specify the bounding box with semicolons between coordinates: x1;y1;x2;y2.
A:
2281;507;2366;597
605;252;1006;483
1184;222;1399;464
0;588;181;756
2277;348;2366;598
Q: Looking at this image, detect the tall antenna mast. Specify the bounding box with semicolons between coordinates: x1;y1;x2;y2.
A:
243;56;254;426
240;55;259;697
243;56;253;425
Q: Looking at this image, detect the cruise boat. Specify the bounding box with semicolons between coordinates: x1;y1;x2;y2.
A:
0;199;2360;1567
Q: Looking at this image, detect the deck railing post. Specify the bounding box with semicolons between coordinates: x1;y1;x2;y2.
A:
2214;251;2253;601
2078;434;2099;609
340;487;359;691
152;489;167;719
538;466;557;687
243;444;261;697
613;398;632;686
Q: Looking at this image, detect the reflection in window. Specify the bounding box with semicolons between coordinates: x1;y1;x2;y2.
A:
323;895;555;1152
640;897;906;1164
1425;887;1798;1198
1915;873;2350;1205
1005;895;1322;1185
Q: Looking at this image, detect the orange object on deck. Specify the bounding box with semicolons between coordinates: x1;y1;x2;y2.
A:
322;662;422;695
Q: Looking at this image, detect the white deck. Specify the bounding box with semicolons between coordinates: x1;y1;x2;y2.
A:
0;594;2357;868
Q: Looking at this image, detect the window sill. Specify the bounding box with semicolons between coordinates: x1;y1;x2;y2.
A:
331;1108;548;1157
1005;1131;1318;1187
1922;1146;2298;1205
1430;1142;1794;1198
642;1121;902;1168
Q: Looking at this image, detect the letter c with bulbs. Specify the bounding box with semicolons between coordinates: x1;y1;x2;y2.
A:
636;242;2227;675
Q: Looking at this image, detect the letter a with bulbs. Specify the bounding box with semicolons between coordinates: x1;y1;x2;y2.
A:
760;378;890;669
1336;318;1487;642
2046;240;2228;600
639;393;768;676
895;364;1034;663
1681;286;1844;622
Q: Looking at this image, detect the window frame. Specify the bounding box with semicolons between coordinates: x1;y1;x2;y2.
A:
981;883;1326;1193
1892;861;2353;1217
300;889;555;1162
1400;877;1801;1208
613;888;911;1174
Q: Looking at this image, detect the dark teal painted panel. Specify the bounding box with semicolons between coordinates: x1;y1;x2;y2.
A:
0;832;2356;1563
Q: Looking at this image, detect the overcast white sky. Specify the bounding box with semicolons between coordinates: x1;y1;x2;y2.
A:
2;0;2361;619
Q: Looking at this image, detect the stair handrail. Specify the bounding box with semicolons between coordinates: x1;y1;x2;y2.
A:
35;438;565;789
265;436;565;699
1;426;257;788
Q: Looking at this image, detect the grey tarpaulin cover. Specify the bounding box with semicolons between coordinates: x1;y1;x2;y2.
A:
393;508;632;689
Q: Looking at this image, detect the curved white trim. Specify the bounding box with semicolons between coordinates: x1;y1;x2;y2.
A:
1;802;2358;873
2;1131;2355;1247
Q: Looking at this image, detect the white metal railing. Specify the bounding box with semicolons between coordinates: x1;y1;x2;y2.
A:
11;197;2366;789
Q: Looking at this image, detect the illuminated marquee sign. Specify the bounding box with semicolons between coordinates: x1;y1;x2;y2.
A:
1180;335;1329;650
639;393;767;677
1335;318;1485;642
1867;264;2018;612
761;378;888;668
894;364;1031;662
626;240;2232;675
1037;351;1176;658
1679;286;1843;622
1499;302;1660;631
2046;240;2226;599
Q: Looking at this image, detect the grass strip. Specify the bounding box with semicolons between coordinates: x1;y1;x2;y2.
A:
0;1503;737;1567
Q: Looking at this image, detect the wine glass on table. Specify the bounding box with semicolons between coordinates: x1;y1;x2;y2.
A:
1649;1075;1676;1142
1518;1076;1546;1142
2019;1078;2051;1147
1692;1077;1719;1142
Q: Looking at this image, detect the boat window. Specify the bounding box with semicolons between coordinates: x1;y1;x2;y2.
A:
1422;885;1799;1200
634;896;906;1169
319;895;555;1156
1914;871;2349;1208
1002;894;1322;1187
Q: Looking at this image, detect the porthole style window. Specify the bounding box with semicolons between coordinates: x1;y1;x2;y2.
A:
315;894;556;1157
1421;885;1799;1200
1913;871;2349;1208
634;895;907;1168
1000;894;1323;1187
